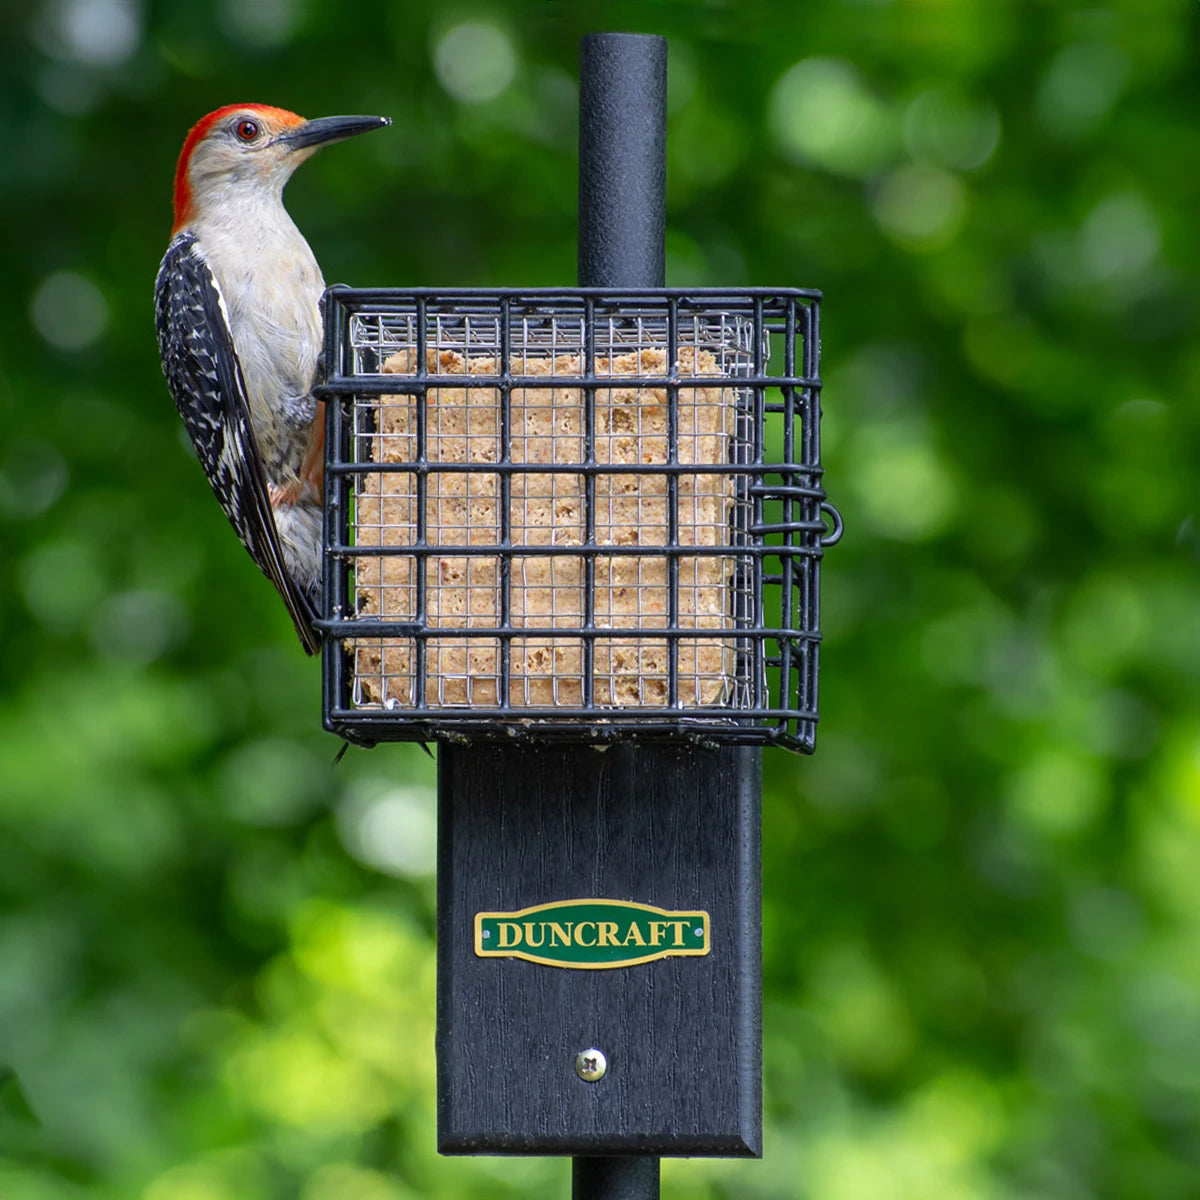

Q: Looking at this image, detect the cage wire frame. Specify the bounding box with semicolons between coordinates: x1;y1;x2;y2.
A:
316;287;840;751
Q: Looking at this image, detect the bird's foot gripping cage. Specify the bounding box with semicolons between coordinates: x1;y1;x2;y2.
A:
318;288;840;750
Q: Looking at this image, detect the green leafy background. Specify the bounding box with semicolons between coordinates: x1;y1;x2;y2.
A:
3;1;1199;1196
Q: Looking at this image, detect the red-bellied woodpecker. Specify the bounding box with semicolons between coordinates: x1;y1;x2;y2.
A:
154;103;390;653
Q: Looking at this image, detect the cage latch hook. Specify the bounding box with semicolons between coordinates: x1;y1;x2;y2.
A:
819;501;844;547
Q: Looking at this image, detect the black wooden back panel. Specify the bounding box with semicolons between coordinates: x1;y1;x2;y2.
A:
437;744;761;1156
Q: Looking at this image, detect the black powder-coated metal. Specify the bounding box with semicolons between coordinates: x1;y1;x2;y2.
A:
578;34;667;290
573;1157;661;1200
317;287;834;751
436;743;762;1157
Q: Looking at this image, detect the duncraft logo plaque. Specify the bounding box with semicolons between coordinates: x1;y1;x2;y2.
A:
474;899;711;969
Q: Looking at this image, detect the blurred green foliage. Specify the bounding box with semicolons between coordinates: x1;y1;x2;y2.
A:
2;0;1200;1196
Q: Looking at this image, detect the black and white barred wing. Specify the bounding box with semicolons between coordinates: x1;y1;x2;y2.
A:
154;232;320;655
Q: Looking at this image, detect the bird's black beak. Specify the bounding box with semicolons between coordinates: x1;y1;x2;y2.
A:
282;114;391;151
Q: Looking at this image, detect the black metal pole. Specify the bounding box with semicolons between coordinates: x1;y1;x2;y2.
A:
578;33;667;290
573;1157;661;1200
574;30;667;1200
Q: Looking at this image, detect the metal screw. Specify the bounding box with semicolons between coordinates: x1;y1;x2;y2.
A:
575;1048;607;1082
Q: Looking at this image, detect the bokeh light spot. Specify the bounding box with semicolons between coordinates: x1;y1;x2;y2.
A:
1007;750;1108;838
1080;191;1160;284
1037;42;1129;139
143;1149;269;1200
34;0;143;67
92;589;188;664
1069;886;1142;962
336;779;437;879
35;62;103;114
30;271;108;351
301;1163;408;1200
0;439;68;519
1060;572;1147;677
218;738;326;827
19;539;104;631
217;0;296;47
904;87;1000;171
434;21;516;104
225;1027;390;1133
872;165;967;251
768;57;895;177
809;945;915;1075
831;342;922;417
852;431;959;541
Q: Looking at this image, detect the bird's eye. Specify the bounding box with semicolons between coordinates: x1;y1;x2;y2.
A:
236;120;260;142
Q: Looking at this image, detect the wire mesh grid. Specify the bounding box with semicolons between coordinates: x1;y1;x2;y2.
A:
317;288;838;749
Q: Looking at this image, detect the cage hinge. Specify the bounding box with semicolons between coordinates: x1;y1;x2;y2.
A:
744;489;841;547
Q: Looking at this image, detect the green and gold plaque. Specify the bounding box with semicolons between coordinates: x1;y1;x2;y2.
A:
474;899;711;969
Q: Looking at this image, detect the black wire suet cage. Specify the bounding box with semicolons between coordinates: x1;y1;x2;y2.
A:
318;287;840;751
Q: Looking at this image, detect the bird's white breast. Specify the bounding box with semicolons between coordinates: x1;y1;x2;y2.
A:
193;190;324;481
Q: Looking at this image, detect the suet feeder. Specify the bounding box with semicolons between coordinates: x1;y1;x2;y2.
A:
317;33;839;1199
